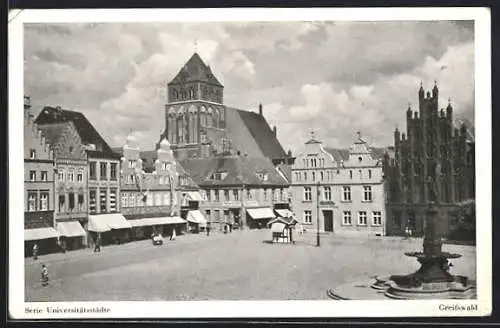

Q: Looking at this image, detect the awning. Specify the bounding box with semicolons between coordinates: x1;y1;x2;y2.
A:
247;207;275;220
88;214;131;232
187;210;207;226
186;191;204;202
56;221;87;237
25;227;60;241
276;209;293;218
128;216;187;227
271;222;286;233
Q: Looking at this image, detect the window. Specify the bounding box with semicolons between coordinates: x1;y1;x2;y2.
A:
304;210;312;224
224;190;230;202
312;171;316;181
39;192;49;210
320;171;324;181
58;194;65;213
77;169;83;182
304;187;312;201
343;211;352;225
27;192;37;211
372;211;382;226
342;186;351;202
368;169;372;179
110;189;117;212
128;160;135;169
263;188;268;201
359;170;362;179
233;189;239;201
68;192;75;211
89;162;97;180
303;172;307;181
363;186;373;202
121;194;128;208
58;169;65;181
127;174;136;184
29;170;36;181
247;189;252;200
67;170;74;182
40;171;48;181
89;189;97;214
100;162;107;180
130;193;137;207
100;189;107;213
206;190;211;201
323;186;332;201
358;211;367;225
215;190;220;202
110;163;117;180
29;149;36;159
280;189;286;201
162;162;167;170
271;188;276;202
349;170;353;179
78;193;84;211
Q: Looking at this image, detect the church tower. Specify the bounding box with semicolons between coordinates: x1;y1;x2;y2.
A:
160;53;229;160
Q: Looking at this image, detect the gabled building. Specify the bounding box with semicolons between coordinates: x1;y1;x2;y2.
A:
24;96;58;256
291;132;386;235
383;82;475;240
38;121;88;250
115;136;199;239
35;106;124;246
180;154;290;231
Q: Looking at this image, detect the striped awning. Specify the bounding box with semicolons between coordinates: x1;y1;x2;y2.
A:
128;216;186;227
187;210;207;226
25;227;60;241
88;214;131;232
56;221;87;237
247;207;275;220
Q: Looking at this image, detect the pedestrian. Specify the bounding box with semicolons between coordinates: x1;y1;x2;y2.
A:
170;228;176;241
41;264;49;287
32;243;38;261
94;234;101;253
229;223;233;233
206;224;210;236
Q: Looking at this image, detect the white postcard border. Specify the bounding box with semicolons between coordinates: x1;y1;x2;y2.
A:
9;7;492;319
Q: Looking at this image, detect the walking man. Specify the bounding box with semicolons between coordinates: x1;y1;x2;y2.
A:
94;234;101;252
170;228;176;241
32;243;39;261
206;223;211;236
41;264;49;287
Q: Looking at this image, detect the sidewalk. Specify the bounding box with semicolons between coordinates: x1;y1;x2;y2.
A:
25;229;243;266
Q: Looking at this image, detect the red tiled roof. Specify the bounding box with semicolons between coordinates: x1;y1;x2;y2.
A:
168;53;223;87
231;108;287;159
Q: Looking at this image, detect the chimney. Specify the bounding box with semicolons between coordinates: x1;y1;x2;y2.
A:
273;125;277;137
259;103;263;116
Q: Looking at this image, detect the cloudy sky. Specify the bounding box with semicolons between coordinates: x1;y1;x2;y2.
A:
24;21;474;153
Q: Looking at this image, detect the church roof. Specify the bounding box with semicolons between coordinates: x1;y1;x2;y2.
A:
231;108;287;159
35;106;116;157
180;155;289;187
168;53;223;87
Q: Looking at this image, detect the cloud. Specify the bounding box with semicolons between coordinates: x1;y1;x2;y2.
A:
24;21;475;153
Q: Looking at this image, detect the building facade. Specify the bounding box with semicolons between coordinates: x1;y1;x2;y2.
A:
291;132;386;235
35;106;123;246
38;121;89;250
383;82;475;239
24;95;57;255
181;154;290;231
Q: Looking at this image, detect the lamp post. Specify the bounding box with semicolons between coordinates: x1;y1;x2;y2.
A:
316;180;321;247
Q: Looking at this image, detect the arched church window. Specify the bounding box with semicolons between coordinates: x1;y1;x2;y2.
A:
189;88;195;99
172;90;178;101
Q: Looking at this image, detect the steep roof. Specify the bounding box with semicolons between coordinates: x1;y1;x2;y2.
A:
232;108;287;159
38;122;72;147
35;106;115;155
168;53;223;87
139;150;158;173
180;155;289;187
324;147;387;162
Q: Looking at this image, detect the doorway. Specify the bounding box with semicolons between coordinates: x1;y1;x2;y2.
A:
323;210;334;232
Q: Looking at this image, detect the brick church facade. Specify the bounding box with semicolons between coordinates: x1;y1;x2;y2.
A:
383;82;475;240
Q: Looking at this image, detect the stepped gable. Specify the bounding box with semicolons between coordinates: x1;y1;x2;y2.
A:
168;52;223;87
35;106;116;157
231;108;287;159
180;155;289;187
